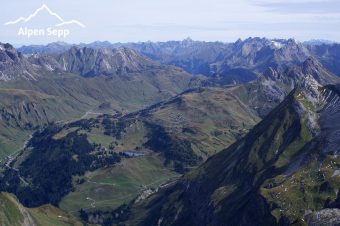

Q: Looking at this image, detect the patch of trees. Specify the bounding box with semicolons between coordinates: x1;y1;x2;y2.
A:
144;123;201;171
90;153;121;170
182;127;196;134
102;118;129;139
0;169;20;192
0;127;120;207
66;118;98;131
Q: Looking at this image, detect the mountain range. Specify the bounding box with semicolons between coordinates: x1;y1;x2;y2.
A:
18;37;340;77
1;37;340;226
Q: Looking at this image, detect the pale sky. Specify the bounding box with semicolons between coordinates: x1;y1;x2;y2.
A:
0;0;339;45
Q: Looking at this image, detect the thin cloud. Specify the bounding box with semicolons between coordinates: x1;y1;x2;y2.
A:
254;0;340;14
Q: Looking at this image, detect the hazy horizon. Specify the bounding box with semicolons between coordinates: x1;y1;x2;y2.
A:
1;0;339;45
5;37;337;49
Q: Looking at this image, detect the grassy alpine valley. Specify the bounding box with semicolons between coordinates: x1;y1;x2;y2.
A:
1;1;340;225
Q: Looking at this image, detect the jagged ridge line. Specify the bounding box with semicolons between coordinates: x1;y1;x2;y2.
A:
4;4;85;28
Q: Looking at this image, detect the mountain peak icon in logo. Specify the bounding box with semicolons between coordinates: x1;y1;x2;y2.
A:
4;4;85;28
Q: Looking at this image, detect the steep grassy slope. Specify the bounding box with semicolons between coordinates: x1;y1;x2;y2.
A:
0;192;29;226
0;123;30;159
0;192;81;226
27;205;83;226
139;87;259;157
126;86;340;226
0;81;92;160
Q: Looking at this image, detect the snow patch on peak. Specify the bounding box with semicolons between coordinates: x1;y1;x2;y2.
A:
271;41;283;49
44;64;54;71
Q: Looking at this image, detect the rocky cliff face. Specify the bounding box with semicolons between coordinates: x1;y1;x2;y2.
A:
229;57;340;118
307;43;340;77
57;47;160;77
0;43;36;81
220;38;311;72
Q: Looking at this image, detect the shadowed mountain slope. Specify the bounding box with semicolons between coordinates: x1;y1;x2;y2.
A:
124;60;340;226
128;83;340;226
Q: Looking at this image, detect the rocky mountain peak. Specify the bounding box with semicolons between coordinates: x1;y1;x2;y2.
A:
257;57;339;119
57;46;160;77
181;37;195;46
262;57;338;87
0;43;37;81
302;57;323;73
0;43;23;63
294;57;338;86
112;47;152;65
221;37;311;72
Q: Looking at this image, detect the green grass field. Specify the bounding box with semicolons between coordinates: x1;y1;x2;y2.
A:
0;125;31;160
86;127;116;148
0;193;24;226
59;154;179;213
28;205;83;226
